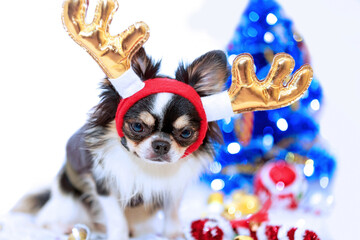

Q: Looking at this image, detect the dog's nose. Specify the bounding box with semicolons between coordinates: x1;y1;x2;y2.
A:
152;140;170;155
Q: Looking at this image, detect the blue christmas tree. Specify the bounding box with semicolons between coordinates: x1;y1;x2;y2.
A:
201;0;336;200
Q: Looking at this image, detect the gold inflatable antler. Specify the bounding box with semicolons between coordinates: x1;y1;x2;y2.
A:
62;0;150;79
228;53;313;114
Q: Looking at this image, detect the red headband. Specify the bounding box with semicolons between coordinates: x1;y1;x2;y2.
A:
115;78;208;158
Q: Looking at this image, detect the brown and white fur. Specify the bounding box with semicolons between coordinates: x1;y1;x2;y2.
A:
12;48;229;239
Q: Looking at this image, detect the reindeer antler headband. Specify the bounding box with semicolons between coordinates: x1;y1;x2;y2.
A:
63;0;313;156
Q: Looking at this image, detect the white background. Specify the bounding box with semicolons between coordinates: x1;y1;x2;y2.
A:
0;0;359;239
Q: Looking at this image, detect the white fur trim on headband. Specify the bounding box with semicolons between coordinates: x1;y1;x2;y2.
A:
201;91;234;122
109;68;145;98
110;70;234;122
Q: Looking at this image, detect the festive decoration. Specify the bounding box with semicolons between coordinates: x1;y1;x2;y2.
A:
234;236;254;240
190;219;224;240
187;217;321;240
195;50;313;123
256;225;320;240
303;230;320;240
234;224;321;240
195;191;271;239
254;161;307;209
187;217;235;240
68;224;90;240
265;225;280;240
207;191;262;221
62;0;149;79
234;112;254;146
223;191;260;220
201;0;336;216
230;197;271;239
208;192;226;215
225;0;324;146
229;53;312;114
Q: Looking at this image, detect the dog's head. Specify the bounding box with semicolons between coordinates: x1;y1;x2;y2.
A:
91;48;229;164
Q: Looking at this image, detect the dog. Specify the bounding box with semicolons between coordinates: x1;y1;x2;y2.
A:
13;47;229;239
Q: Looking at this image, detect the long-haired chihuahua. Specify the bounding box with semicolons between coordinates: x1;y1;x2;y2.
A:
13;47;229;239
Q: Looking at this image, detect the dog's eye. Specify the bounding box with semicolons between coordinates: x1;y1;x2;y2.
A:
131;122;144;133
180;129;193;139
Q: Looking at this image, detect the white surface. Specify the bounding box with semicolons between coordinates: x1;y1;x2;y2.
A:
0;0;360;239
0;185;328;239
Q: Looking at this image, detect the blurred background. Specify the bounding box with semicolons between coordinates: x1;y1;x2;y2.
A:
0;0;359;239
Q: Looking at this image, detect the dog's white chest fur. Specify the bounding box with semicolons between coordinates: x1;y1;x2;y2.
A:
91;123;208;205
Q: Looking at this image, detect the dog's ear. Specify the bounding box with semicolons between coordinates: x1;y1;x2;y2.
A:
175;50;229;97
131;47;161;80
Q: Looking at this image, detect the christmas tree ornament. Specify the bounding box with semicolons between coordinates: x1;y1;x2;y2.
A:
188;194;320;240
235;224;321;240
234;112;254;146
265;225;280;240
266;141;336;183
208;192;225;214
234;236;254;240
303;230;320;240
208;192;225;205
223;191;261;220
187;217;235;240
254;160;307;209
254;225;320;240
187;220;321;240
231;197;271;238
68;224;90;240
194;192;271;239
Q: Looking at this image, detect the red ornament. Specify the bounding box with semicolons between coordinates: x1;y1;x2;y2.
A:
269;163;296;187
287;227;297;240
190;219;224;240
303;230;320;240
265;225;280;240
231;197;272;240
191;220;207;240
254;160;307;209
232;222;320;240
